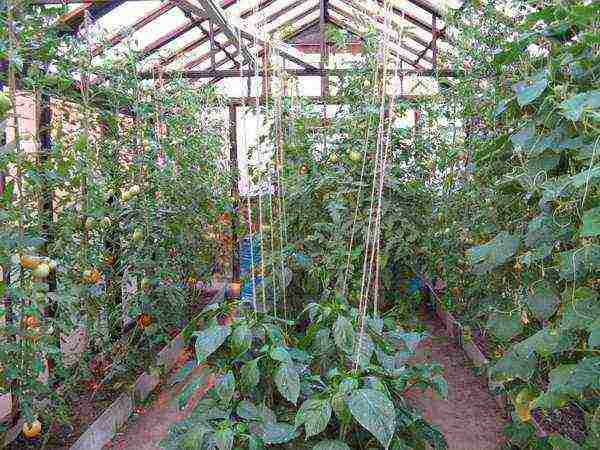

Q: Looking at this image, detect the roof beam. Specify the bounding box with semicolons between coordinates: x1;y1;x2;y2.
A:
374;0;451;43
159;0;288;69
137;0;239;61
182;0;319;72
180;0;257;66
327;7;428;69
142;67;456;79
223;9;318;69
330;3;432;64
91;2;176;57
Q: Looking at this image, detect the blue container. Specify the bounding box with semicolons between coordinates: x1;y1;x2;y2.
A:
240;234;262;303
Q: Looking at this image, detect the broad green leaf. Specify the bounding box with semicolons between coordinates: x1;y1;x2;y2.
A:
486;312;523;342
515;327;577;357
559;89;600;121
214;427;234;450
248;435;265;450
231;322;252;355
581;207;600;237
191;399;230;421
260;422;298;444
275;363;300;405
240;358;260;392
237;400;261;421
549;435;582;450
295;398;332;439
263;323;285;345
269;346;292;364
352;332;374;369
490;350;537;382
530;391;569;410
333;315;354;353
588;319;600;348
348;389;396;449
560;287;600;330
549;358;600;396
313;440;351;450
513;73;547;106
525;281;560;320
466;232;520;274
559;245;600;280
215;371;235;405
195;325;231;364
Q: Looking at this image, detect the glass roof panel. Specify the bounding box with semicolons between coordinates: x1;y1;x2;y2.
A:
94;1;163;40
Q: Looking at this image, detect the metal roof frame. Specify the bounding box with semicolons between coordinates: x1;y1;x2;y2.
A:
36;0;458;82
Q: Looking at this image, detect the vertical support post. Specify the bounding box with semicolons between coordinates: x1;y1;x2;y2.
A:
209;19;216;71
261;43;270;100
229;105;240;283
432;15;438;72
319;0;329;98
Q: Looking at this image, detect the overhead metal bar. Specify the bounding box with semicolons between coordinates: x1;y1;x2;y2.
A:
177;0;318;70
182;0;257;66
141;67;458;79
406;0;443;17
319;0;329;97
329;3;432;64
160;0;303;69
207;13;321;85
138;0;239;62
327;10;427;70
35;0;152;3
373;0;445;40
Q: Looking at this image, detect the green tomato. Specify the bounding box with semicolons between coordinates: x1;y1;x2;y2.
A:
0;92;11;118
348;150;362;162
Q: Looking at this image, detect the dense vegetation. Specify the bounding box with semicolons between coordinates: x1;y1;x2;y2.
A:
1;0;599;449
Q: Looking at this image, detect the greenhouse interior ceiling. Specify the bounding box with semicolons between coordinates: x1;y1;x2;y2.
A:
31;0;463;90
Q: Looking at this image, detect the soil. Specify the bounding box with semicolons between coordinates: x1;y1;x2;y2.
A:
405;311;508;450
533;404;588;444
105;363;215;450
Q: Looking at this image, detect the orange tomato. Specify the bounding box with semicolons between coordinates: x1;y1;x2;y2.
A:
138;314;152;328
22;420;42;439
25;316;39;329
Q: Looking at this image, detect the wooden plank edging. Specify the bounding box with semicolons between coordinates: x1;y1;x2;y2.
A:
69;284;226;450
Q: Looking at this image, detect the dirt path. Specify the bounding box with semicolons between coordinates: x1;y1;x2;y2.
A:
105;366;215;450
406;313;507;450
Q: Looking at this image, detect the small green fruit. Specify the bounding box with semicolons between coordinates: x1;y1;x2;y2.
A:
0;92;11;118
348;150;361;162
132;229;144;242
85;217;96;231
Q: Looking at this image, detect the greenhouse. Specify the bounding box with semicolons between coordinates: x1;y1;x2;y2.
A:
0;0;598;448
